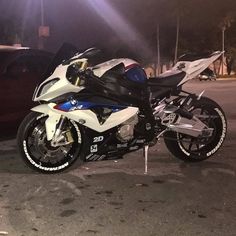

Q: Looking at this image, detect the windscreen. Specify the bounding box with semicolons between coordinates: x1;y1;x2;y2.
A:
43;43;78;79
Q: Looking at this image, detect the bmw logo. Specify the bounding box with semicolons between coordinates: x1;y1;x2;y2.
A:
70;99;77;106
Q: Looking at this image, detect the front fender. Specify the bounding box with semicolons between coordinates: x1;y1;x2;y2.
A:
31;104;61;141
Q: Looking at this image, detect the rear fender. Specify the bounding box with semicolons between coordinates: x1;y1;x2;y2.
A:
31;104;61;141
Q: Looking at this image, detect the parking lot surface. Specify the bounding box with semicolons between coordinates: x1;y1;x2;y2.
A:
0;79;235;236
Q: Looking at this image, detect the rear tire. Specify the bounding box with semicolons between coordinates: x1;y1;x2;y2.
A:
17;112;84;173
164;97;227;162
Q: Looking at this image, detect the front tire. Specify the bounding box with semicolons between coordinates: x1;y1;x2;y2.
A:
17;112;84;173
164;97;227;162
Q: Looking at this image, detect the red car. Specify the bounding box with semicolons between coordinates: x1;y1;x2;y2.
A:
0;46;53;138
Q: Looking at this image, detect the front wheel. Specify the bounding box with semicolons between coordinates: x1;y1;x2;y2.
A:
17;112;84;173
164;97;227;162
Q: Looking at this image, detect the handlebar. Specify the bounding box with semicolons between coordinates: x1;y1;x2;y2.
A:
85;69;105;86
78;68;105;87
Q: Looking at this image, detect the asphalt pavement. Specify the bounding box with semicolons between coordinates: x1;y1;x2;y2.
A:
0;79;235;236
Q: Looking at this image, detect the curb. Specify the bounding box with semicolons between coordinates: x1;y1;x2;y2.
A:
217;78;236;81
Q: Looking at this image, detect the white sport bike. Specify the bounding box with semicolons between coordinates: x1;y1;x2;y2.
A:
17;44;227;173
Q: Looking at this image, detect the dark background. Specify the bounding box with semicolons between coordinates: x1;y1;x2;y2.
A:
0;0;236;64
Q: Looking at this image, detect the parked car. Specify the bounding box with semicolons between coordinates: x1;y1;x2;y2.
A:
198;67;216;81
0;46;54;138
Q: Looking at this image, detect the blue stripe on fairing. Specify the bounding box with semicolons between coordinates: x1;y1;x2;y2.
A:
56;101;128;112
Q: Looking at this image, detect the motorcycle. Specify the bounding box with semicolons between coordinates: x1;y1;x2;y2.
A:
17;44;227;173
198;67;217;81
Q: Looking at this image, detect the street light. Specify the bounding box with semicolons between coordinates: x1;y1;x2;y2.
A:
38;0;49;49
221;26;225;75
40;0;45;26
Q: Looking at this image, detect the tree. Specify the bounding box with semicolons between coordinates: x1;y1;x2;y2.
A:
218;13;235;74
0;17;21;45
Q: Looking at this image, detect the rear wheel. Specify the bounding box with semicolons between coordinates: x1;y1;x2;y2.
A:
164;97;227;162
17;112;84;173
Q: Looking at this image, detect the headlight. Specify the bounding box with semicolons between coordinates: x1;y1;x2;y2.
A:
37;78;59;97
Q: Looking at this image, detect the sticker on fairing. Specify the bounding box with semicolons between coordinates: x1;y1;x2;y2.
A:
90;145;98;153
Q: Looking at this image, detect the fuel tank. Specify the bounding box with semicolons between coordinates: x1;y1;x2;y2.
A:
92;58;147;84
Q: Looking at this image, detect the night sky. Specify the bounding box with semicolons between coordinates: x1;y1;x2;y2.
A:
0;0;236;60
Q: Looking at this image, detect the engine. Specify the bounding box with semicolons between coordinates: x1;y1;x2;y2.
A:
116;114;138;142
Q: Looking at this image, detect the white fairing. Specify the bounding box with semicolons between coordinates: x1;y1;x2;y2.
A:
34;59;87;102
93;58;138;77
172;51;222;86
32;103;138;140
32;54;140;141
34;58;138;102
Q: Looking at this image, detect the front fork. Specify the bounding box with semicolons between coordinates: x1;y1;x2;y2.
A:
51;116;74;147
32;104;74;145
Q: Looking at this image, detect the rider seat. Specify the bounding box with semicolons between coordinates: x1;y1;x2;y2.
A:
147;70;186;99
148;70;186;88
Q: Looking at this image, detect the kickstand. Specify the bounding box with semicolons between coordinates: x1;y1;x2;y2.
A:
143;144;149;175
